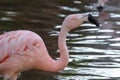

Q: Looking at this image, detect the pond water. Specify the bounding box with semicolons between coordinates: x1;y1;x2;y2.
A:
0;0;120;80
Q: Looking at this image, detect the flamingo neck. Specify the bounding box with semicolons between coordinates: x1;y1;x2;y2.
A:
58;26;69;67
47;26;69;72
44;26;69;72
97;0;107;6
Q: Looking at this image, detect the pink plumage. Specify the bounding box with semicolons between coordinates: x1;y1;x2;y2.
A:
0;30;42;62
0;13;99;80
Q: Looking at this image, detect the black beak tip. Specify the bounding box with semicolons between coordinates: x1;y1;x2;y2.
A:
88;14;100;27
97;6;104;12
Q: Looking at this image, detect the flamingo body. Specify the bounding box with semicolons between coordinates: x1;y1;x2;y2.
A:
0;13;99;80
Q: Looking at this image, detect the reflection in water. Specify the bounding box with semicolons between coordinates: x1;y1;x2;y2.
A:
0;0;120;80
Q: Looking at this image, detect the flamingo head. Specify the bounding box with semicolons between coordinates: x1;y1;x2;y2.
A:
62;13;99;31
97;0;108;12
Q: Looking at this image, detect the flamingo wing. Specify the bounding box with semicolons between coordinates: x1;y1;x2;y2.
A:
0;30;42;63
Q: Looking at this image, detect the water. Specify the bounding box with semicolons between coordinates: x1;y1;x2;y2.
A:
0;0;120;80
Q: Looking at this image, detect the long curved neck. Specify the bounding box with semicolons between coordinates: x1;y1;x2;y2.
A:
46;26;69;72
97;0;107;6
58;26;69;66
50;26;69;72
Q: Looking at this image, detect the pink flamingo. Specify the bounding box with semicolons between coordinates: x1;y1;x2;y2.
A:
97;0;108;12
0;13;99;80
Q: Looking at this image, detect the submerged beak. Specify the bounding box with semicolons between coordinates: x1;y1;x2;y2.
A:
97;6;104;12
97;0;108;12
88;14;100;27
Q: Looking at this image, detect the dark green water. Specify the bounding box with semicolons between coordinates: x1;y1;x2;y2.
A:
0;0;120;80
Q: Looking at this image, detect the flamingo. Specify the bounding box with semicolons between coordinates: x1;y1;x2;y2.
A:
0;13;99;80
97;0;108;12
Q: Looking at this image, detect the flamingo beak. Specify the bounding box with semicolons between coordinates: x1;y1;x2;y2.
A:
88;14;100;27
97;6;104;12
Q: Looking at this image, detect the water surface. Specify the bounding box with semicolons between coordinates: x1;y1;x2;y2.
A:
0;0;120;80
